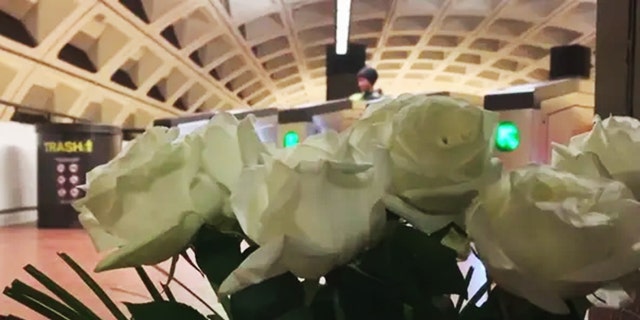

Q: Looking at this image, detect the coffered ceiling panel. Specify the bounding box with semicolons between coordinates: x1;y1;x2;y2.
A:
0;0;596;126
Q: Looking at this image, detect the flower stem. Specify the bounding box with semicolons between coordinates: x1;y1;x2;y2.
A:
161;283;176;302
135;266;164;302
455;266;475;312
151;265;217;313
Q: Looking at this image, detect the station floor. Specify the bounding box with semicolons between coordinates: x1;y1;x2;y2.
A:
0;225;631;320
0;225;219;319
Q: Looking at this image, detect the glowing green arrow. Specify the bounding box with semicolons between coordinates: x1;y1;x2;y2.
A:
495;121;520;152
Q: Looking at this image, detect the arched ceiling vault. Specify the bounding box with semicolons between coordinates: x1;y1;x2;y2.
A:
0;0;596;126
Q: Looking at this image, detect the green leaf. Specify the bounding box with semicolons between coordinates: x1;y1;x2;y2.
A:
456;267;475;312
332;267;405;319
385;209;401;221
411;295;457;320
459;282;501;320
4;280;82;320
302;280;321;306
392;225;466;296
403;304;413;319
192;227;243;318
3;288;69;320
356;224;466;310
276;307;314;320
469;287;592;320
429;222;467;241
229;272;305;320
321;223;467;319
435;225;471;259
125;301;208;320
240;245;258;259
192;226;244;289
21;264;101;320
308;284;340;320
57;253;128;320
461;278;491;313
567;297;591;320
458;303;498;320
0;315;25;320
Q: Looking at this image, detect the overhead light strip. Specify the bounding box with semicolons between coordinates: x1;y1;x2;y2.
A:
335;0;352;55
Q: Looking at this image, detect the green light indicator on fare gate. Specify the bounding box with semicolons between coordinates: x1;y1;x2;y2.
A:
495;121;520;152
283;131;300;148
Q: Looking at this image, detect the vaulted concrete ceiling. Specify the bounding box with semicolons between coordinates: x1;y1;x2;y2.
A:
0;0;596;127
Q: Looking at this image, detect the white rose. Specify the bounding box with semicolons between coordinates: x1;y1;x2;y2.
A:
75;113;256;272
273;130;347;166
552;115;640;197
345;94;416;160
218;146;390;295
347;94;501;233
466;165;640;313
389;95;501;213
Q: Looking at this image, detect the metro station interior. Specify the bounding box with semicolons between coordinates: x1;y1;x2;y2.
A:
0;0;635;319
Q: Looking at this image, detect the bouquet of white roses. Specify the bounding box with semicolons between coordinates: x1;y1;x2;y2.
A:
4;94;640;320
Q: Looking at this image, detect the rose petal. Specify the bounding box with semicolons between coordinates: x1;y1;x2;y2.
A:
383;194;460;234
95;213;205;272
78;209;125;252
218;238;289;296
200;113;243;190
588;284;635;309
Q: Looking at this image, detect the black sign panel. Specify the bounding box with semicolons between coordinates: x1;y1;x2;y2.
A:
36;123;122;229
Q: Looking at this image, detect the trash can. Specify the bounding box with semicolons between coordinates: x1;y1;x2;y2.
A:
36;123;122;229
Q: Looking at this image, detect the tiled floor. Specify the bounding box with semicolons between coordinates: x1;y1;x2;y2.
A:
0;225;490;320
1;225;628;320
0;225;220;319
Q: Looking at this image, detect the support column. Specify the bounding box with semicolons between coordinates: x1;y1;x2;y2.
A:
595;0;640;118
592;4;640;320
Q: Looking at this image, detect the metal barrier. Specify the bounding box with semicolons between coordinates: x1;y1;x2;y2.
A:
0;98;90;123
0;98;145;140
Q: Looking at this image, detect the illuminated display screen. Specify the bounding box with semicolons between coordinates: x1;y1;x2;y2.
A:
495;121;520;152
283;131;300;148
